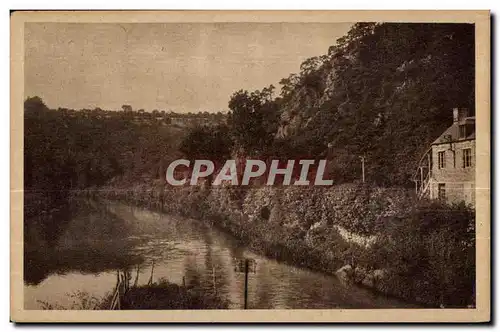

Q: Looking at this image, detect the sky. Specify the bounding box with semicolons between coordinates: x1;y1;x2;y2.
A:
25;22;353;113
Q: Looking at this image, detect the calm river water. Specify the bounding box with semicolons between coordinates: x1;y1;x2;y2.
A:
24;200;416;309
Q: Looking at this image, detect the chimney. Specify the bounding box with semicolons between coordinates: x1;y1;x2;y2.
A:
453;108;469;123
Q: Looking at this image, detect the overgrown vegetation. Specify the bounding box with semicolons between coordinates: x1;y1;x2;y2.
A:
114;279;229;310
225;23;474;185
24;22;475;194
95;182;475;308
24;96;185;191
25;22;476;308
38;279;229;310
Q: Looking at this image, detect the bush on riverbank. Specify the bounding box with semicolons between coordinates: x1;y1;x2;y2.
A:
356;200;475;307
39;279;229;310
109;279;229;310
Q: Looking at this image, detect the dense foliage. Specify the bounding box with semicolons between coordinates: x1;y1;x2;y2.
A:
24;22;476;307
24;97;183;194
25;23;475;192
179;125;232;162
357;200;475;306
228;23;475;185
227;86;281;155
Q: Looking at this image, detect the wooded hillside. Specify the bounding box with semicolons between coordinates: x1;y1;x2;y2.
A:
227;23;475;186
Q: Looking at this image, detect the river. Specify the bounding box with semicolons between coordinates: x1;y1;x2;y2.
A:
24;199;416;309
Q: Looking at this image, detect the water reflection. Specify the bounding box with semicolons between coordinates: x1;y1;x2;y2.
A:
24;201;144;286
24;200;417;309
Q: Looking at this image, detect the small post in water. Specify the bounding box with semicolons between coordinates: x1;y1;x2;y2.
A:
244;259;249;309
234;258;256;310
360;155;366;183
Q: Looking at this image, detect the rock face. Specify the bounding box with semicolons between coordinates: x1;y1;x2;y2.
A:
275;61;337;140
334;225;378;248
237;184;414;238
276;87;319;139
335;264;354;283
336;264;390;291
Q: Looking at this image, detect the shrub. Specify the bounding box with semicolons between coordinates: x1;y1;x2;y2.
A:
369;200;475;306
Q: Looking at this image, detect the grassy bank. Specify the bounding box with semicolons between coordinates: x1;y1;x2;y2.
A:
103;279;229;310
39;279;228;310
90;181;475;308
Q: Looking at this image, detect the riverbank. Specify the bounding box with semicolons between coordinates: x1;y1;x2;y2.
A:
87;180;475;308
104;279;229;310
38;279;228;310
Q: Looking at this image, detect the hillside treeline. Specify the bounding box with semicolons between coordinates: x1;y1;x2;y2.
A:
222;23;474;186
25;23;475;192
24;96;185;195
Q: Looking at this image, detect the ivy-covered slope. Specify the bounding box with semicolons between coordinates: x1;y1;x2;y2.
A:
242;23;475;186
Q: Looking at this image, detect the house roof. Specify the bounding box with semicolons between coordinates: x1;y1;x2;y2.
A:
431;117;475;145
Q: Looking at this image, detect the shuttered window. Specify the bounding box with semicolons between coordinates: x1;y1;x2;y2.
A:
463;148;472;168
438;151;446;169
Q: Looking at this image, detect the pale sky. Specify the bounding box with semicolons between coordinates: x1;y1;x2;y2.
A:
25;22;353;113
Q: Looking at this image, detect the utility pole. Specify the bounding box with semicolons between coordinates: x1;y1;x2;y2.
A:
234;258;256;310
360;156;365;183
212;267;216;295
243;259;249;309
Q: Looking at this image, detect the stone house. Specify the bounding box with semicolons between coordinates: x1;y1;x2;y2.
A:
413;108;475;205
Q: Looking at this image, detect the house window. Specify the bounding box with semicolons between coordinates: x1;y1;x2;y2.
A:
463;148;472;168
438;183;446;201
438;151;446;169
459;125;467;139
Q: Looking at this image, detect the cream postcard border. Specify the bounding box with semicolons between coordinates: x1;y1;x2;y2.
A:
10;10;491;323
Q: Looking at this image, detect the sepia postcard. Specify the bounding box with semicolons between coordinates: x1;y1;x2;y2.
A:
10;10;490;323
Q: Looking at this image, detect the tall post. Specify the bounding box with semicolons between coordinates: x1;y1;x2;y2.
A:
360;156;365;183
427;152;431;176
244;259;249;309
212;267;216;295
148;261;155;285
134;265;140;287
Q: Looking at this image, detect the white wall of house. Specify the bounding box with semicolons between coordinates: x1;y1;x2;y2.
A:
430;139;475;205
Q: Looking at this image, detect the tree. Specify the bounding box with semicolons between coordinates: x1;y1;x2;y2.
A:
279;74;300;98
24;96;48;115
180;125;232;162
228;86;280;155
122;105;132;112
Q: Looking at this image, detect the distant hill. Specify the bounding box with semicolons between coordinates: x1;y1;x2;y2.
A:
24;97;192;193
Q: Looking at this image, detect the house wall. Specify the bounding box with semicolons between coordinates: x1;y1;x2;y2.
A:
430;140;475;205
